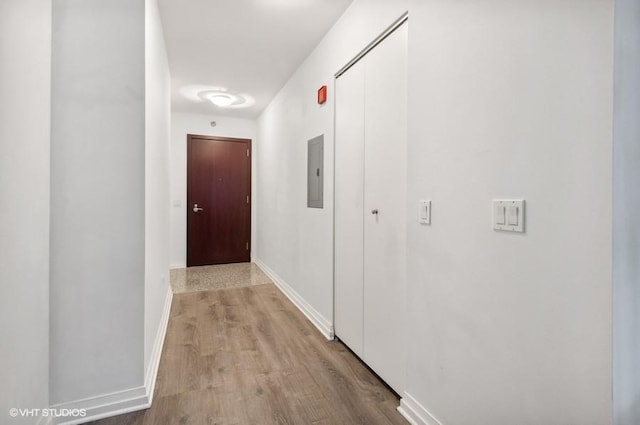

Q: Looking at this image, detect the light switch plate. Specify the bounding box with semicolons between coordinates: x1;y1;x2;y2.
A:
419;200;431;225
493;199;524;232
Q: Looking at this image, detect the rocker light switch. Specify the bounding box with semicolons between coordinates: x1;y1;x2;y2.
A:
507;205;519;226
493;200;525;232
419;200;431;225
496;205;506;225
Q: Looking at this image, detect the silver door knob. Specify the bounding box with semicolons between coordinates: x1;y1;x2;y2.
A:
193;203;204;212
371;209;379;215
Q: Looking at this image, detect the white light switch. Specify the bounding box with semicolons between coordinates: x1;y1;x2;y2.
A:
172;200;182;207
496;205;506;225
493;199;525;232
419;200;431;225
507;205;519;226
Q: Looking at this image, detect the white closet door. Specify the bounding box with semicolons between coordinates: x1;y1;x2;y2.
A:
334;58;365;357
362;22;408;393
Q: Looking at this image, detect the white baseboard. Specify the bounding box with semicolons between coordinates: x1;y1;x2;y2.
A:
170;263;186;270
145;285;173;404
51;285;174;425
398;392;443;425
254;258;334;340
50;386;149;425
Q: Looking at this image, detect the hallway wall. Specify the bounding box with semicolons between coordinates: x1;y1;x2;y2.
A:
169;112;257;268
405;1;612;424
256;0;409;336
256;0;614;424
50;0;146;406
144;0;172;389
0;0;51;421
50;1;173;418
613;0;640;423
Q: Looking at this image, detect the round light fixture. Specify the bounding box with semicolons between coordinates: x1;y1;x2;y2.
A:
180;86;256;109
209;93;236;107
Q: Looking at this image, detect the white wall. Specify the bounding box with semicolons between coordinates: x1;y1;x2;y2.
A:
169;112;257;268
0;0;51;422
50;0;145;404
613;0;640;423
144;0;171;378
257;0;409;328
257;0;615;424
406;1;612;424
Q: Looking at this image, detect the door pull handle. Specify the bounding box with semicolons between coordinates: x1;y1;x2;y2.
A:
193;204;204;212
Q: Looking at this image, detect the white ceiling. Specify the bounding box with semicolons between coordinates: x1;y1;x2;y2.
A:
157;0;354;119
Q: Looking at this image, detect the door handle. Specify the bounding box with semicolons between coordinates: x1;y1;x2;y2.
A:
371;209;379;215
193;203;204;212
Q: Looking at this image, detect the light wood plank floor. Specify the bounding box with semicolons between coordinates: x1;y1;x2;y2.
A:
87;279;406;425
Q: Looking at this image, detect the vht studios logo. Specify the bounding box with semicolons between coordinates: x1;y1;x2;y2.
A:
9;408;87;418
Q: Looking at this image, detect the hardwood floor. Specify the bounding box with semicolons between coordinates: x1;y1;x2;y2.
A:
87;282;406;425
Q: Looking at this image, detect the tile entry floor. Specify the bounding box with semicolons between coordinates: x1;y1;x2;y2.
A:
170;263;272;293
87;262;406;425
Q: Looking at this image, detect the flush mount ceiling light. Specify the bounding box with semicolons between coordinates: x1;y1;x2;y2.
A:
179;85;255;109
208;93;236;107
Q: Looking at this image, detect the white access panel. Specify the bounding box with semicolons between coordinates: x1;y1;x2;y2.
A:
334;59;366;357
362;22;407;394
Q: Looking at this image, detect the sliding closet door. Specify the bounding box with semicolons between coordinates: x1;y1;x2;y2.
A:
362;22;408;393
334;59;365;357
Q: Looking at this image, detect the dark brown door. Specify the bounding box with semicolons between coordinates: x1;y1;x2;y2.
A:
187;135;251;266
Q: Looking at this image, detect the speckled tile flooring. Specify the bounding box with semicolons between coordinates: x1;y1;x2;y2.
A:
170;262;272;293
